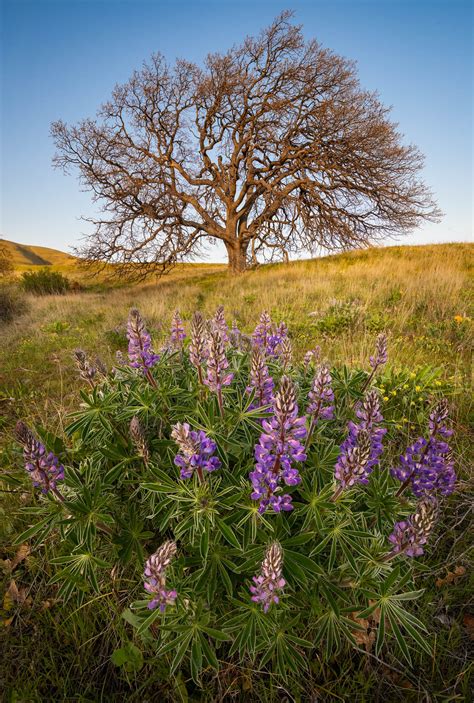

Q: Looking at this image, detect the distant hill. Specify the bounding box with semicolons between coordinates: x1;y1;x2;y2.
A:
0;238;77;268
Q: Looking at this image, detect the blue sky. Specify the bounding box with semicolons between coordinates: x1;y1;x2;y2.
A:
1;0;472;261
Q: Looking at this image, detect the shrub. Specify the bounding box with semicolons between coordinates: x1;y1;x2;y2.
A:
12;308;457;692
0;284;28;323
21;268;71;295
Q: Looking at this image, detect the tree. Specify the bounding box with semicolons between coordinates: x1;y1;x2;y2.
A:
52;11;440;278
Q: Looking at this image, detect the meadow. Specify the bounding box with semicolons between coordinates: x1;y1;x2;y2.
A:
1;241;473;701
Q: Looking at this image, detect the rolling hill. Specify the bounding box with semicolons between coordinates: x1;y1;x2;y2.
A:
0;238;77;268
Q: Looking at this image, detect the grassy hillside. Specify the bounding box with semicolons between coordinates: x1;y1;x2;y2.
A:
0;241;473;700
0;237;77;269
1;243;472;424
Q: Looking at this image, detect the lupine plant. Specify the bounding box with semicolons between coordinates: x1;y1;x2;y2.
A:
12;307;457;687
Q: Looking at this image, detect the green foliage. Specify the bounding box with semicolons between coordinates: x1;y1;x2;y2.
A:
7;318;457;696
21;267;72;295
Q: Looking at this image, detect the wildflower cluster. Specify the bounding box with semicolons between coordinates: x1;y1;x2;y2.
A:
171;422;221;480
391;399;456;496
14;305;459;681
127;308;160;371
250;542;285;612
334;390;386;491
143;541;178;611
252;311;289;358
246;347;274;410
15;421;64;495
170;310;186;348
388;497;438;557
250;376;307;514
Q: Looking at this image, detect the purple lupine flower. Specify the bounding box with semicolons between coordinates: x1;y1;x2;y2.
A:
170;310;186;348
304;346;321;370
387;497;438;558
369;333;388;370
252;311;273;352
307;365;335;424
250;542;285;612
334;390;386;491
143;541;178;611
278;336;293;369
73;349;96;386
127;309;160;371
189;311;208;385
267;322;289;359
171;422;221;480
15;421;64;494
246;347;274;410
249;376;307;514
204;328;233;413
212;305;229;343
229;320;242;348
391;399;455;497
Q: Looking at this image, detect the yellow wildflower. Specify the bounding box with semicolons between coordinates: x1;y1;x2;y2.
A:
454;315;463;323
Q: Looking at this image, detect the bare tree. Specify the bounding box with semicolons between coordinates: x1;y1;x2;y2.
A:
52;11;440;278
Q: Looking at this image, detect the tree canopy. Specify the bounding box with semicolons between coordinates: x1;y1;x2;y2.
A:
52;11;440;277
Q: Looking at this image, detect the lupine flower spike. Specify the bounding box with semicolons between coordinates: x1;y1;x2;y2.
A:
204;329;233;414
279;336;293;369
250;376;307;514
306;364;334;447
304;346;321;370
189;311;208;384
130;416;150;465
229;320;242;349
15;421;65;497
386;497;438;559
246;346;274;410
170;310;186;349
73;349;96;387
213;305;229;343
250;542;286;612
252;311;273;352
391;398;455;497
171;422;221;481
127;309;159;386
269;322;289;359
333;389;386;499
143;541;178;611
362;332;388;392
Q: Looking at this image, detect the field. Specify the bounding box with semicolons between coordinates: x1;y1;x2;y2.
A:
1;241;473;701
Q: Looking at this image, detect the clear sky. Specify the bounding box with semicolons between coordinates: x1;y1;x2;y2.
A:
1;0;472;261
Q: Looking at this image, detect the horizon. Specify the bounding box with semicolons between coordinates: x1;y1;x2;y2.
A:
1;0;472;262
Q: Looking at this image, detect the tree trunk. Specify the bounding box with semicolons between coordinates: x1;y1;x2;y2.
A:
225;241;248;274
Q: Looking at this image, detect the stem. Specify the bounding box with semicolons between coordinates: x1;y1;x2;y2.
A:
305;416;316;451
381;547;405;562
145;368;158;389
359;366;377;397
196;467;204;483
330;485;344;502
395;476;412;497
52;487;65;502
217;387;224;416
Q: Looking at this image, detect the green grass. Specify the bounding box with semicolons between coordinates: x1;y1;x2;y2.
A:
1;242;473;701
